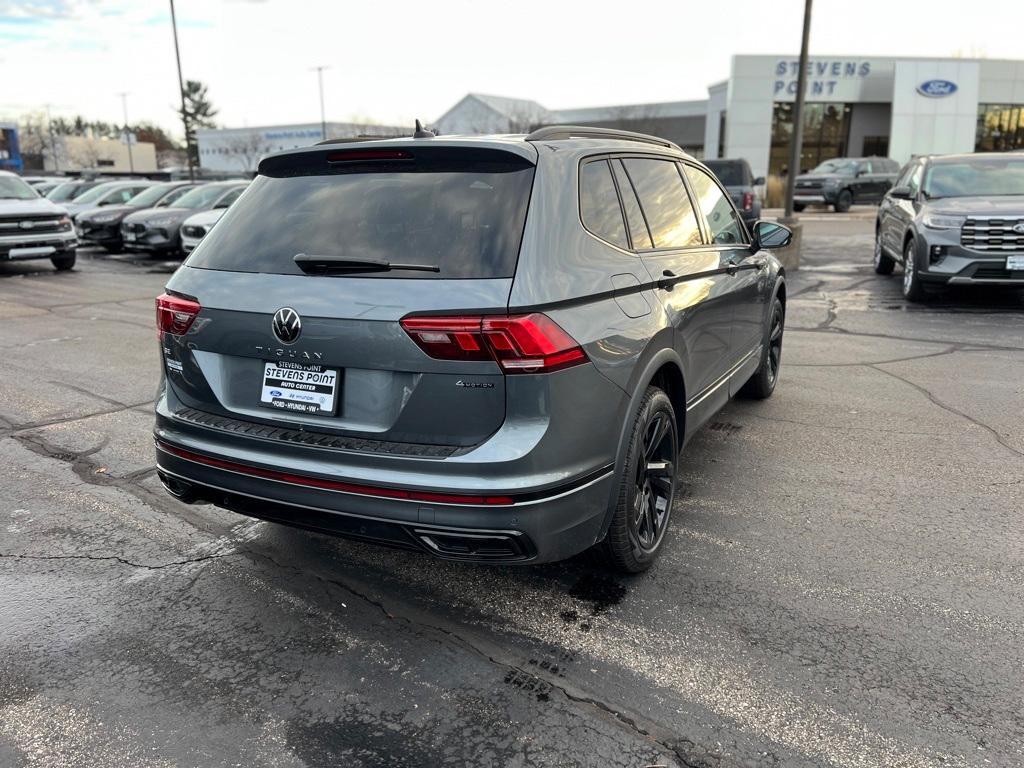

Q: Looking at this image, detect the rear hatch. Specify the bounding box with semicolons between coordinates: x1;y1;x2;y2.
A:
161;143;537;448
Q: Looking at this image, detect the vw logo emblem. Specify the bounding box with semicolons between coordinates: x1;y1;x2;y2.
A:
1013;222;1024;235
272;307;302;344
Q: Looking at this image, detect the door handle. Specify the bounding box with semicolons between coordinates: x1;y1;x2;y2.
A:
725;261;739;276
658;269;676;290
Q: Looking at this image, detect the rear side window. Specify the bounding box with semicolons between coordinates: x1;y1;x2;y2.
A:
579;160;629;250
684;166;748;245
188;148;535;279
611;160;652;249
622;158;701;249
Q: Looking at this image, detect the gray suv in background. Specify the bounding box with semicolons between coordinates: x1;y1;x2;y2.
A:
874;153;1024;301
154;126;791;572
793;156;900;212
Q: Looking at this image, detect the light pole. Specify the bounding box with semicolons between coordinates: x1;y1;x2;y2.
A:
118;92;135;174
784;0;813;219
311;65;330;140
45;103;59;173
169;0;194;181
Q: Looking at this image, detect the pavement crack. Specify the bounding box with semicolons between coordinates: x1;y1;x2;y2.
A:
0;399;155;438
788;345;962;368
868;364;1024;459
0;551;238;570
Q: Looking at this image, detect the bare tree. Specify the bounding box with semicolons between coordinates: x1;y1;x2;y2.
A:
69;137;103;170
224;133;272;173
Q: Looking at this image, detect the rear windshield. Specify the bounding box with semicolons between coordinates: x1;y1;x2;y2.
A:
704;160;747;186
186;147;536;279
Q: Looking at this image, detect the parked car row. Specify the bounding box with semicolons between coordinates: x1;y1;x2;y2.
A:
0;173;247;271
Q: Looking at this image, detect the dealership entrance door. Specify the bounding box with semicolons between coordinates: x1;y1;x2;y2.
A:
768;102;891;177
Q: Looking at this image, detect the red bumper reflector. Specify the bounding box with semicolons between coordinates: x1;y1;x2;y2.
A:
156;440;515;506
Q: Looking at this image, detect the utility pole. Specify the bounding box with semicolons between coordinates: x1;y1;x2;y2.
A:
784;0;813;219
45;103;59;173
169;0;194;181
311;65;330;140
118;92;135;174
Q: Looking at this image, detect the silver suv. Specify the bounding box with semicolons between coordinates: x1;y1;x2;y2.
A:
874;153;1024;301
154;126;791;572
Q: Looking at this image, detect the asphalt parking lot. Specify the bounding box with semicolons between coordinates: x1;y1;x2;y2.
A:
1;217;1022;768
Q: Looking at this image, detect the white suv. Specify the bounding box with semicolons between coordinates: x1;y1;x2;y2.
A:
0;171;77;270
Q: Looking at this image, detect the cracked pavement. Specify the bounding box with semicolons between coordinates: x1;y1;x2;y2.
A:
1;221;1023;768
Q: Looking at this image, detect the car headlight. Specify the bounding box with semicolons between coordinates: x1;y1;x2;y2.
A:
57;216;72;231
923;213;966;230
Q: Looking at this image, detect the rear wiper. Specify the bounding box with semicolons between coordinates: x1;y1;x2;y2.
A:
293;253;440;275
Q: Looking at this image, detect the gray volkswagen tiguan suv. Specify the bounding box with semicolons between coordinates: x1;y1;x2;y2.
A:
154;125;791;572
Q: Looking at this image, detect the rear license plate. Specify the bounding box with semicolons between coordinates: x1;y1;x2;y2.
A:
259;360;339;415
125;231;136;242
1007;255;1024;271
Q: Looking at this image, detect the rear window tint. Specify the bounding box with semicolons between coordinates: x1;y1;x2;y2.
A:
187;148;535;279
579;160;628;249
622;158;701;249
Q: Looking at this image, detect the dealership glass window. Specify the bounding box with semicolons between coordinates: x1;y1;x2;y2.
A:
768;102;853;177
975;104;1024;152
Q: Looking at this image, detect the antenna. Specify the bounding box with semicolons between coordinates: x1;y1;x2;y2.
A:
413;119;435;139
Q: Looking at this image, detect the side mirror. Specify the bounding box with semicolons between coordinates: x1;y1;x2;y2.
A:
751;220;793;252
753;176;766;186
889;186;912;200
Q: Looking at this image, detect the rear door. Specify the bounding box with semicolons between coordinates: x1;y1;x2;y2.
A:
164;145;536;448
612;156;736;401
682;163;764;381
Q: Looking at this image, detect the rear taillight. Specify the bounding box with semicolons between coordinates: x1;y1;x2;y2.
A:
156;293;201;338
742;191;754;211
400;313;587;374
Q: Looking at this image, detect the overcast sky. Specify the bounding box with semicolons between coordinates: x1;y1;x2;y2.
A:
1;0;1020;136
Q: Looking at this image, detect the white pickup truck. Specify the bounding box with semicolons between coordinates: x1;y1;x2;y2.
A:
0;170;78;270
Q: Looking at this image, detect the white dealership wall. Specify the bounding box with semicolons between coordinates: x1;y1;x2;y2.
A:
717;55;1024;178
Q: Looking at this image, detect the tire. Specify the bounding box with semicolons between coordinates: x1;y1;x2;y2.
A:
902;237;928;302
51;252;76;271
794;203;806;213
873;231;895;275
834;189;853;213
597;386;678;573
103;244;121;254
740;296;785;400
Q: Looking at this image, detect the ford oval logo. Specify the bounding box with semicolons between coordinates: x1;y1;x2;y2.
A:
917;79;958;98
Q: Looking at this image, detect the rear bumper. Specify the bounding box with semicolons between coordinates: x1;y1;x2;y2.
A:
154;436;613;564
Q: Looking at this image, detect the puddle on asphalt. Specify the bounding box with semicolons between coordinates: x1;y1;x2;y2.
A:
568;573;627;616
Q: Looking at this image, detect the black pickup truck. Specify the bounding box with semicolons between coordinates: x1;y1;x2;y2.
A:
793;157;900;213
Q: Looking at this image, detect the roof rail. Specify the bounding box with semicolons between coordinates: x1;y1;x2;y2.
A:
525;125;680;151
